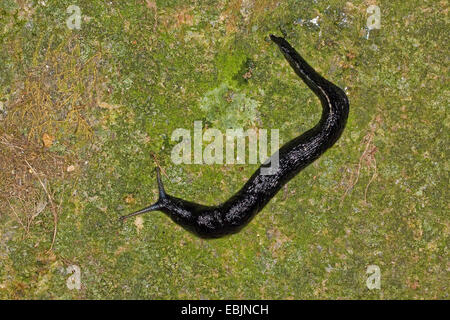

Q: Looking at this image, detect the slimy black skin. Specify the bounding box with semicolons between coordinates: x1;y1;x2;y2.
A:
120;35;349;238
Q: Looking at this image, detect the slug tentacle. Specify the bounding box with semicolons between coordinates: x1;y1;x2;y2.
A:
120;168;166;221
121;35;349;238
155;167;167;200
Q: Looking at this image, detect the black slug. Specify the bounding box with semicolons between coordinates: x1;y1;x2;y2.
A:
120;35;349;238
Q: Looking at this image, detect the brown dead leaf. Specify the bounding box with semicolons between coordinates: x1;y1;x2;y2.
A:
114;246;128;256
98;101;120;110
134;216;144;234
176;10;194;26
42;133;54;148
146;0;157;10
125;194;135;204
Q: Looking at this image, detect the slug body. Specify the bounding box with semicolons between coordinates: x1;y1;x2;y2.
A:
121;35;349;238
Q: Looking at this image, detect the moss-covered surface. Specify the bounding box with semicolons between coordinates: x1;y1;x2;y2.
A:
0;0;448;299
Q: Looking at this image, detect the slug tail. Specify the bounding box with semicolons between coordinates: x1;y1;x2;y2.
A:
119;167;167;221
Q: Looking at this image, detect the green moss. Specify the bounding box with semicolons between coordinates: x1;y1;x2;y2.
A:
215;49;249;86
200;82;260;129
0;0;448;299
